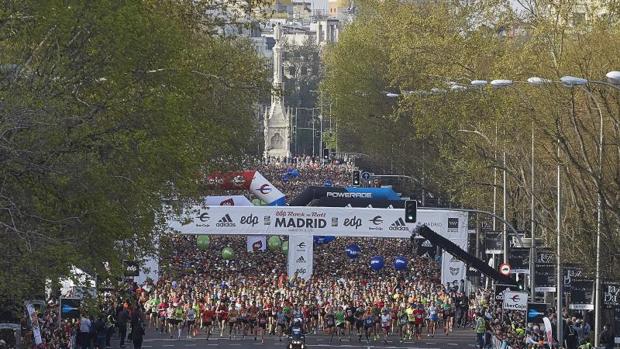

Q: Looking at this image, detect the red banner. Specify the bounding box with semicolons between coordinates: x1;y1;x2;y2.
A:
206;171;255;190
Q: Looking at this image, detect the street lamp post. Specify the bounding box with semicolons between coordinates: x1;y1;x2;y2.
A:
490;78;540;299
502;151;507;264
530;121;535;298
470;81;509;263
556;136;563;348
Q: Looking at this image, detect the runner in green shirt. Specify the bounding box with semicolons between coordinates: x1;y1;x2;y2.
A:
148;297;159;328
335;309;346;340
173;305;185;339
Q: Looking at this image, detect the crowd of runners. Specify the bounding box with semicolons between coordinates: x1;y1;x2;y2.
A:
145;234;472;344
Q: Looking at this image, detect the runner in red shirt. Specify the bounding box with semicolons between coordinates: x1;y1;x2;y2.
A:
217;305;228;337
157;300;169;334
201;305;215;340
414;305;425;340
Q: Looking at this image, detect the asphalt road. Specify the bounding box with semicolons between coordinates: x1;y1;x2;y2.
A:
126;327;478;349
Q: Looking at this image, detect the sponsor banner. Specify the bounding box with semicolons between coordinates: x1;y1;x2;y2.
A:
536;248;555;264
122;261;140;277
342;187;401;200
534;263;557;292
527;303;547;324
416;238;436;258
466;266;481;278
310;197;405;208
603;281;620;308
447;218;459;232
291;185;415;206
485;232;503;254
563;265;584;292
205;195;253;206
246;235;266;252
508;248;530;274
503;291;528;311
206;171;254;190
250;171;286;206
288;235;313;280
495;284;518;304
169;206;469;239
326;191;373;199
59;298;81;321
569;279;594;310
441;252;466;286
24;302;42;345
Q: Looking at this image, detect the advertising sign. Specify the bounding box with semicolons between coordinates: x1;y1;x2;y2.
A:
287;235;313;280
503;291;528;311
169;206;469;239
527;303;547;324
24;302;42;345
536;248;555;264
602;281;620;309
495;284;517;304
563;265;584;292
122;261;140;277
485;232;503;254
59;298;81;321
441;254;466;287
534;263;556;292
569;279;594;310
246;235;266;252
508;248;530;274
169;206;468;283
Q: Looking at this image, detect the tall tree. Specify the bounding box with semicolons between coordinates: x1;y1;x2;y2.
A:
0;0;269;302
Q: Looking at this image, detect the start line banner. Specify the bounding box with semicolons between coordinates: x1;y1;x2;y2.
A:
168;206;468;239
169;205;468;284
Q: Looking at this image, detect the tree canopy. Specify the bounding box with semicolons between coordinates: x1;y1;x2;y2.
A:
323;0;620;276
0;0;269;301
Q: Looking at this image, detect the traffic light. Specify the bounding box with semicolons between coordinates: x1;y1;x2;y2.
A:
322;148;330;160
352;170;361;186
405;200;417;223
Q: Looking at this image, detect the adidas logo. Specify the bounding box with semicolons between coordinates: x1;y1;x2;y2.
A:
389;217;408;231
421;240;433;248
296;256;306;263
216;214;236;227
